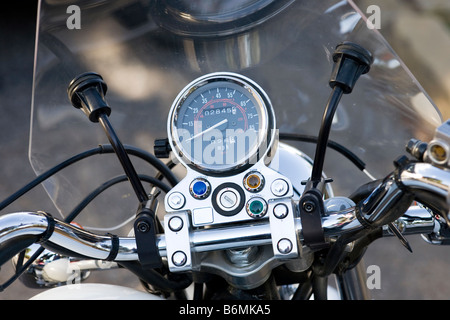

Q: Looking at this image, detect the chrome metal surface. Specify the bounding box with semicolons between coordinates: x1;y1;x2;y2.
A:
427;120;450;167
420;212;450;245
199;245;281;290
400;162;450;199
189;221;272;253
0;211;138;262
0;183;442;286
163;211;193;271
225;246;259;267
48;220;138;261
322;207;362;236
162;139;300;275
382;205;435;237
269;198;299;258
0;205;363;265
164;156;294;227
0;211;49;242
322;197;361;235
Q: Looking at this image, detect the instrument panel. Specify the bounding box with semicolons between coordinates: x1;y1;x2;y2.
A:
164;72;298;271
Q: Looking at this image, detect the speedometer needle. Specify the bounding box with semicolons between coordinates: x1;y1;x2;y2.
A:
186;119;228;141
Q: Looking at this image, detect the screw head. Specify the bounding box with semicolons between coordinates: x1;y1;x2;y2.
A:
277;238;293;254
303;200;315;213
271;179;289;197
168;192;185;210
273;203;289;219
172;251;187;267
168;216;184;232
137;221;150;233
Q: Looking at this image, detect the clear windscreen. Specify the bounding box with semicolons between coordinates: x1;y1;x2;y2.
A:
30;0;441;235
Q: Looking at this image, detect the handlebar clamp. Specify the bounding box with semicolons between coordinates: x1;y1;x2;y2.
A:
134;198;162;269
299;189;329;251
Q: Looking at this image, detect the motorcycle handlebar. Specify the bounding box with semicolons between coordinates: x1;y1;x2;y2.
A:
0;162;447;268
0;206;362;264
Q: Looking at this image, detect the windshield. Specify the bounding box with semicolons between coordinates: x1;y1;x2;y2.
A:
30;0;441;235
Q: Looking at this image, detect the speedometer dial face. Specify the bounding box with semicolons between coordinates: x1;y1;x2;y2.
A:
168;73;274;174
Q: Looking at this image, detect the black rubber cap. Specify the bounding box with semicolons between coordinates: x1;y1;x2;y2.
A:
67;72;111;122
329;41;373;94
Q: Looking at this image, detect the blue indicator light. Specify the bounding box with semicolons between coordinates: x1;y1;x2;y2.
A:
193;181;207;195
190;178;211;199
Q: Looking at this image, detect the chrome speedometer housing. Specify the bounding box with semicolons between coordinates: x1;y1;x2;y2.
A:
168;72;275;175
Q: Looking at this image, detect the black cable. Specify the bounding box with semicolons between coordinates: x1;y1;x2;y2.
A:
311;86;344;183
98;114;149;203
118;261;192;292
154;159;177;182
65;174;171;222
279;133;366;171
291;271;313;300
193;282;204;300
0;144;176;291
0;144;177;211
1;174;170;291
312;274;328;300
0;146;102;211
119;145;178;187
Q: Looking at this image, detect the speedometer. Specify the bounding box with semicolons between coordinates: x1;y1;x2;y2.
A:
168;72;275;175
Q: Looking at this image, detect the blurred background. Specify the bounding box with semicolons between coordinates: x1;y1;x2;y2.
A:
2;0;450;299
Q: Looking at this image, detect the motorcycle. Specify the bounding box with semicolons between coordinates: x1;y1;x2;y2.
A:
0;0;447;301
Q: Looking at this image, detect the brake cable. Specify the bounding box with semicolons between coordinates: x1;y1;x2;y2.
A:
0;144;177;212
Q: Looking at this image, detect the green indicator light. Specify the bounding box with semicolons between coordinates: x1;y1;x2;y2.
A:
246;198;267;218
250;200;264;214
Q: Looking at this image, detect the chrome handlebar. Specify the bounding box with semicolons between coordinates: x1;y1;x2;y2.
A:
0;162;449;267
0;206;364;263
